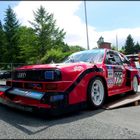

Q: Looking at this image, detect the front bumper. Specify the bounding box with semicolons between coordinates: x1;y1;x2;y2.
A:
0;93;86;116
0;97;33;112
0;86;68;113
0;96;61;116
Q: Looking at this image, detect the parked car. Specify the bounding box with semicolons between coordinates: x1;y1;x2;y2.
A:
0;71;11;79
0;49;139;115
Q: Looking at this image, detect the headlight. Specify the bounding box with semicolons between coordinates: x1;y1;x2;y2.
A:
50;95;64;102
44;69;61;81
44;71;54;80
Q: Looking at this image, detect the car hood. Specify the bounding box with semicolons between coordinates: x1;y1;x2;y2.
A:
16;62;94;71
14;62;101;81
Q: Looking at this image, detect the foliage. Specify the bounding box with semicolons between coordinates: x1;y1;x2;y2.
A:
124;34;135;55
0;21;5;62
134;42;140;54
3;6;20;63
111;45;117;51
119;46;125;54
40;45;85;63
41;48;72;63
69;45;85;52
4;5;140;66
29;6;66;63
18;26;38;64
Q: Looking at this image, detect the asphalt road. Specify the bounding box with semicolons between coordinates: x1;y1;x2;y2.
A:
0;81;140;139
1;100;140;139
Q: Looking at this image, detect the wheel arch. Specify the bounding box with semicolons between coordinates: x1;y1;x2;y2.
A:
87;75;108;99
131;74;139;85
135;74;140;85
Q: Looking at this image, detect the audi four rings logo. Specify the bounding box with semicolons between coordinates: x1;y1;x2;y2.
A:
17;72;26;78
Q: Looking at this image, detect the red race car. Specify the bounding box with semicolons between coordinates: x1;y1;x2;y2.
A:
0;48;139;115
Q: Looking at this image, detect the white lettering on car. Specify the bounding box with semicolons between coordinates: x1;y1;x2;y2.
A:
73;66;84;71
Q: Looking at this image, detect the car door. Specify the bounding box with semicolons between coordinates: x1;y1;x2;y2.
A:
105;50;126;90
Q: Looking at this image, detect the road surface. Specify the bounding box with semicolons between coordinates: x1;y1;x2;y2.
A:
0;80;140;138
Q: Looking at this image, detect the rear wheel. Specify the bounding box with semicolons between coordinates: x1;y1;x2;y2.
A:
88;77;106;109
132;76;139;94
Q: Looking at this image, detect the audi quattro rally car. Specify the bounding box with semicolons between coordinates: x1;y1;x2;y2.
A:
0;49;139;115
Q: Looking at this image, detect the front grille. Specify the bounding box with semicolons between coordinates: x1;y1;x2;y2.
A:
24;83;43;90
12;82;23;88
12;69;61;82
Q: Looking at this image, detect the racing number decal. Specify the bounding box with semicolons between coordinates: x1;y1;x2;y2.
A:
114;71;123;86
107;66;124;87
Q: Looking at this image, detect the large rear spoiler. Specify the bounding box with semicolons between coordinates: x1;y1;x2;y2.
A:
126;53;140;65
126;54;139;61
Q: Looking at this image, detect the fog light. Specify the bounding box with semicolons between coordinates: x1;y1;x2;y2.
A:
6;81;12;86
46;83;58;90
50;95;64;102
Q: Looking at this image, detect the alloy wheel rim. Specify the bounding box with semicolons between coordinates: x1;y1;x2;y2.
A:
91;80;104;106
133;76;138;93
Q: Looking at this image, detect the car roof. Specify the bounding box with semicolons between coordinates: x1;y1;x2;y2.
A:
73;48;107;53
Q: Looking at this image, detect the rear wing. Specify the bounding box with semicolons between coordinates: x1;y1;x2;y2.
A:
126;53;140;64
126;53;140;68
126;54;138;61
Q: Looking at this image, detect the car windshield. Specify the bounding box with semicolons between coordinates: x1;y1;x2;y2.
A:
63;49;105;63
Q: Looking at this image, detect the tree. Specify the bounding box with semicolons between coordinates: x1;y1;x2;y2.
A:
18;26;37;64
111;45;117;51
124;34;135;55
40;45;85;64
3;6;20;63
29;6;66;63
119;46;125;54
134;42;140;54
41;48;71;63
69;45;85;52
0;20;5;62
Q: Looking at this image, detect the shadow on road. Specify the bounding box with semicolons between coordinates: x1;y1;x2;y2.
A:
0;103;105;135
0;91;139;135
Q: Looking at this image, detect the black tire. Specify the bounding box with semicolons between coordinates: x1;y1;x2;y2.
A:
87;77;106;109
131;76;139;94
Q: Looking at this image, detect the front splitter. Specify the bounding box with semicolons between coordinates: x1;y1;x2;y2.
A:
0;97;33;112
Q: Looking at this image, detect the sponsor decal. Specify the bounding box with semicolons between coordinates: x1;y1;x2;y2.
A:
114;71;123;86
30;83;42;90
107;78;114;88
107;66;124;87
24;91;31;96
107;66;114;78
73;66;84;71
113;67;123;86
17;72;26;79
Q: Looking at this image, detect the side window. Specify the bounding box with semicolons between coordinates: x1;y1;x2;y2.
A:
119;53;130;65
105;52;115;64
105;51;122;65
113;53;122;65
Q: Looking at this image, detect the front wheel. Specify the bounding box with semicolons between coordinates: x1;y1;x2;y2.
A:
132;76;139;94
87;77;106;109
